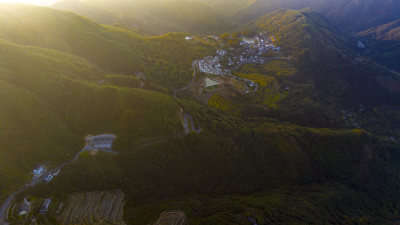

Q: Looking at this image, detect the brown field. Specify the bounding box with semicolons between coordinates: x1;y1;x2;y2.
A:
57;190;125;225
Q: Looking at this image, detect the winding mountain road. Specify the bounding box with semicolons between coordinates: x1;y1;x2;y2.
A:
173;61;198;100
182;113;202;135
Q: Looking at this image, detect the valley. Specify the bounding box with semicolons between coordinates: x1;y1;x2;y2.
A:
0;1;400;225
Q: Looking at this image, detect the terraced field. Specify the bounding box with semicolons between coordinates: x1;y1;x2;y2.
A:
150;210;188;225
263;60;297;76
264;87;287;109
233;72;276;88
57;190;125;225
208;93;239;114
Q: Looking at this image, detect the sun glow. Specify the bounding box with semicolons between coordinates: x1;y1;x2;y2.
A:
0;0;60;6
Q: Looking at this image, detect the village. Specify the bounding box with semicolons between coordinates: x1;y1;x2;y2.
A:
0;134;118;225
189;32;281;94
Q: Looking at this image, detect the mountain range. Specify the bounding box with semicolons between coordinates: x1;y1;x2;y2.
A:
1;1;400;224
53;0;400;35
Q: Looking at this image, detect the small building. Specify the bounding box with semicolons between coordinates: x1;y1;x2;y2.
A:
85;134;117;151
185;36;193;40
357;41;365;48
216;49;227;57
33;166;45;176
17;198;31;216
40;198;51;215
44;170;60;182
135;72;147;80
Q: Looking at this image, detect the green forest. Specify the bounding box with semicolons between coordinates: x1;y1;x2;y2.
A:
0;2;400;225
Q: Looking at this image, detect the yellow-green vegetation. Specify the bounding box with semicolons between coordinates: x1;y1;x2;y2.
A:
208;93;239;114
263;88;287;109
105;74;142;89
1;5;400;225
54;0;230;35
234;72;275;87
233;71;286;109
240;60;297;77
0;5;214;90
0;38;182;195
245;9;350;63
231;78;247;93
263;60;297;76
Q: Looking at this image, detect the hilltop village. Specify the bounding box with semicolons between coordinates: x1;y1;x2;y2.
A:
196;32;281;76
186;32;283;95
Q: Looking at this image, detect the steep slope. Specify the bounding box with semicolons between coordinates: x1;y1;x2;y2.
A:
0;5;400;225
245;9;350;60
239;9;400;134
310;0;400;32
359;19;400;41
0;4;146;73
0;38;182;196
199;0;400;32
0;4;214;89
53;0;229;35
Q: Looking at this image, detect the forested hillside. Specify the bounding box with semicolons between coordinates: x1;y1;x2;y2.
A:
241;9;400;134
0;5;215;89
359;19;400;41
53;0;230;35
0;3;400;225
0;37;183;196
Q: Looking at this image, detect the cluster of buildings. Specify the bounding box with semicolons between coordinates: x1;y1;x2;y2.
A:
229;54;267;66
32;164;60;184
241;32;281;53
341;110;361;129
195;31;282;94
229;32;281;67
198;31;283;75
357;40;366;48
14;197;52;222
197;56;228;75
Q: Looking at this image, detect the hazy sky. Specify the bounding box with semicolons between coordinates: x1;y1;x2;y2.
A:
0;0;60;5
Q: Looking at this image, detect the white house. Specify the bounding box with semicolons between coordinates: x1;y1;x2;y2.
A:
216;49;227;57
40;198;52;214
18;198;31;216
33;165;46;176
357;41;365;48
85;134;117;151
44;170;60;182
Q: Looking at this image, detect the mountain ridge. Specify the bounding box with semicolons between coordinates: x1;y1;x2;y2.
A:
0;3;400;225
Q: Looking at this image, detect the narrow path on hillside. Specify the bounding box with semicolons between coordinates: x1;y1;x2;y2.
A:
182;113;202;135
173;61;203;135
138;138;168;149
173;61;198;100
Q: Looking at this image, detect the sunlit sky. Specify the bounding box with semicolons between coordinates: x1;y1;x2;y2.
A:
0;0;60;6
